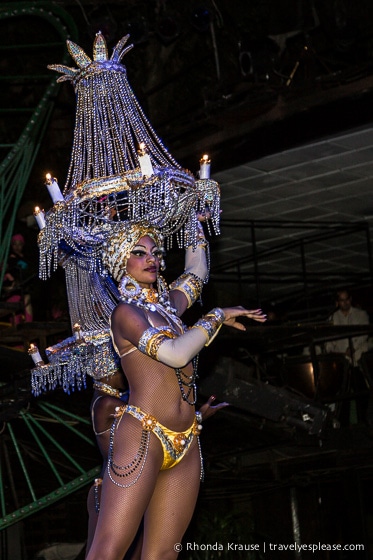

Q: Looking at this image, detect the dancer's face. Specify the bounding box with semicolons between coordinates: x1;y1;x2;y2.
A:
126;235;162;288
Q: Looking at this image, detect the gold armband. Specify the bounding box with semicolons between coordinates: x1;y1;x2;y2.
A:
138;326;177;360
192;307;225;346
170;272;204;308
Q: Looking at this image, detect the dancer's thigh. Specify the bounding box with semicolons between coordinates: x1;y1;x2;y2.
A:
86;414;163;560
141;441;202;560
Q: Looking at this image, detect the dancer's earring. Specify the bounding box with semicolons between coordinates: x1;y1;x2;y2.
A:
119;273;141;299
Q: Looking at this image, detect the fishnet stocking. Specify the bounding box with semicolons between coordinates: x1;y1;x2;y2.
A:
86;480;143;560
86;484;97;555
86;410;201;560
142;443;201;560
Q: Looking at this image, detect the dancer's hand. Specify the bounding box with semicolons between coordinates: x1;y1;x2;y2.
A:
197;209;221;222
197;210;211;221
199;395;229;421
221;306;267;331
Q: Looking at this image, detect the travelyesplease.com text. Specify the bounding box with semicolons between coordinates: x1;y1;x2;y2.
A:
174;541;364;554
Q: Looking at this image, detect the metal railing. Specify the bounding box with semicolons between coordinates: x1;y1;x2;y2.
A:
210;219;373;313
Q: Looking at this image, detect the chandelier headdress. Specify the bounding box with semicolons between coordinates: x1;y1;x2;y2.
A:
31;31;221;396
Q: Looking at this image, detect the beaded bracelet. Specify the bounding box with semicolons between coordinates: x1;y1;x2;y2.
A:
195;410;203;424
192;307;225;346
138;326;177;360
170;272;204;308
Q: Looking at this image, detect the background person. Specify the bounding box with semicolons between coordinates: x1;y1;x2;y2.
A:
325;289;370;365
325;288;372;423
2;233;34;324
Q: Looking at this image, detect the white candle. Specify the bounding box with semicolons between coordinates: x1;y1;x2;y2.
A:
199;154;211;179
28;343;44;366
34;207;46;229
45;173;64;203
138;143;154;177
73;323;83;341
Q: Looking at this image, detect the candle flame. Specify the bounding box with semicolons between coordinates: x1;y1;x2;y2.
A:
202;154;209;162
138;142;147;156
46;173;52;181
34;206;40;215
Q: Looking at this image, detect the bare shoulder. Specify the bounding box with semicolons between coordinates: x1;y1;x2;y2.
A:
111;302;150;344
112;302;149;323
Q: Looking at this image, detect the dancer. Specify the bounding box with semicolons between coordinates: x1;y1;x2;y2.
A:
30;31;264;560
85;221;266;560
86;215;228;557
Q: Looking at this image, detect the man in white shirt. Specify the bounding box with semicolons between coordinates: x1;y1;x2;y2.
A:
325;289;370;366
325;289;371;424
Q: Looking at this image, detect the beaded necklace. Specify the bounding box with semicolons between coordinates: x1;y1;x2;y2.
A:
119;273;184;331
174;359;198;406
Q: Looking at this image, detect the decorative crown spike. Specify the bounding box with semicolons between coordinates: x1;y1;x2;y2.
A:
48;32;134;85
67;38;92;68
110;34;133;62
93;32;108;61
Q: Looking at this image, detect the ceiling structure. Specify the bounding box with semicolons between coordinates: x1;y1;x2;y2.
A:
209;121;373;313
2;0;373;315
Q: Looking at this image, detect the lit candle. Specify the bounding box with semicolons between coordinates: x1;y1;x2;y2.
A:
45;173;64;203
199;154;211;179
138;142;154;177
28;343;44;366
34;207;46;229
73;323;83;342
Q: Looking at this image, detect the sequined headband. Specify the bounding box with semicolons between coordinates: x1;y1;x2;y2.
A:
102;223;164;282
